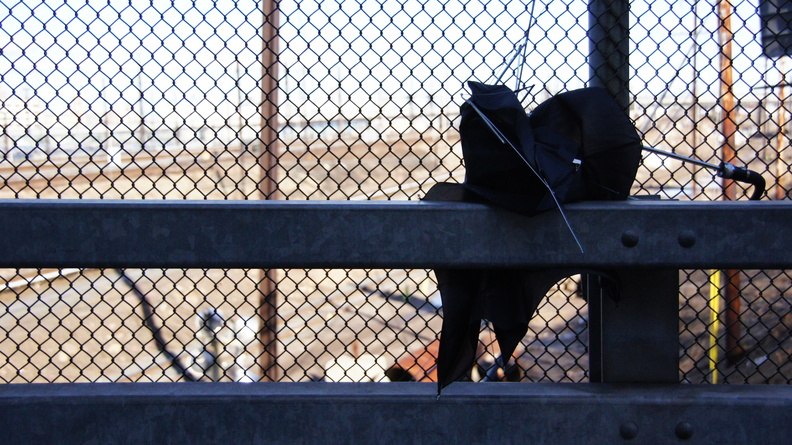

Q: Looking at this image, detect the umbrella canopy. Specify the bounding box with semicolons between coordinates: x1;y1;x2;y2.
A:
460;81;642;213
429;83;640;392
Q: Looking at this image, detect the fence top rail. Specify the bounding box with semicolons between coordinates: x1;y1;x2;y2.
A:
0;198;789;269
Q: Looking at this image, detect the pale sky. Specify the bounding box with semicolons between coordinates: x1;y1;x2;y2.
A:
0;0;778;128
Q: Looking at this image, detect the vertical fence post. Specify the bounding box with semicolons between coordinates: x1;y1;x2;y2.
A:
588;0;630;110
776;59;788;200
689;3;701;195
588;270;679;384
258;0;280;381
588;0;648;383
717;0;745;364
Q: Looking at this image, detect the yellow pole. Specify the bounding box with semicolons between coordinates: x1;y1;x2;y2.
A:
708;270;722;384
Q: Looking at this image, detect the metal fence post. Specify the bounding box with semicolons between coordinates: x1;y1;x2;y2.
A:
717;0;745;364
258;0;280;381
588;0;630;110
589;269;679;383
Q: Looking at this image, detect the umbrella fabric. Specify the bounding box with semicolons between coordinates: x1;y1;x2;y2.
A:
433;266;583;390
424;183;621;391
460;82;555;214
460;81;641;213
529;86;642;201
430;84;639;391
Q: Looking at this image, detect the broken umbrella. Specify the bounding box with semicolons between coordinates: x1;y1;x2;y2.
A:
427;82;642;391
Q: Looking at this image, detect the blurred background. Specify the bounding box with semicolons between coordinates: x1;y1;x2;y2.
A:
1;0;791;385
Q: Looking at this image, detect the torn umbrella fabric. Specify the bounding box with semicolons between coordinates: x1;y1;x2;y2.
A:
429;83;640;391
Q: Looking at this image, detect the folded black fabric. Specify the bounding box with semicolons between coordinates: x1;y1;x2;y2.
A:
428;84;640;392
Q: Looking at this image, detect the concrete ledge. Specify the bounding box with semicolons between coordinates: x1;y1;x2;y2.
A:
2;382;791;444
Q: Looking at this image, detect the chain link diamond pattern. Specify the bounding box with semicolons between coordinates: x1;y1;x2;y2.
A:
1;0;790;384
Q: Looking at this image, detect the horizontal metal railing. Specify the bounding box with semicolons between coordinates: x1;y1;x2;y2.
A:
1;199;792;443
2;198;791;269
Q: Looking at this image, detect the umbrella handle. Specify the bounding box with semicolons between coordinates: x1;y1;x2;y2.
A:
717;162;766;201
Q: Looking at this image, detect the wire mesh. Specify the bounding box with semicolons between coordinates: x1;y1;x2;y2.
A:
1;0;791;384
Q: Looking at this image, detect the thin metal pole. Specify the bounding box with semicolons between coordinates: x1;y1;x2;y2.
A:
237;61;245;136
717;0;744;363
776;58;788;200
258;0;280;381
135;49;146;154
690;1;700;196
642;145;719;170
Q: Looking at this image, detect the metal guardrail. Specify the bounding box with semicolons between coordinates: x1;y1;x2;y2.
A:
2;199;792;269
1;383;791;444
1;199;792;443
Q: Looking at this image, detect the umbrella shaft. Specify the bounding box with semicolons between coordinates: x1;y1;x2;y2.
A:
642;145;719;171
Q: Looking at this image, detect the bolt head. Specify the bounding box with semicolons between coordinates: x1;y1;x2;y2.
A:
619;421;638;440
675;421;694;440
678;230;696;248
621;231;639;248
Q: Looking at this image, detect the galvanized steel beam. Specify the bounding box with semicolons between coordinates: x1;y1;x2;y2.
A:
1;199;791;269
1;382;791;444
2;200;792;442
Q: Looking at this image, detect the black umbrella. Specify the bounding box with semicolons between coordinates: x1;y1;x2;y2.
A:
429;82;766;392
460;81;642;215
428;82;641;392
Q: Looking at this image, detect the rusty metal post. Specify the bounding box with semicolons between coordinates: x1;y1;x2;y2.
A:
718;0;736;197
718;0;744;363
258;0;280;381
689;4;701;196
776;59;788;200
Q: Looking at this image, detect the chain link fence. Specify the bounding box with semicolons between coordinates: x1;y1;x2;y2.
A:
1;0;791;385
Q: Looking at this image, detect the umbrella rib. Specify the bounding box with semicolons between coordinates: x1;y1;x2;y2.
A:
516;0;539;92
545;186;585;253
464;99;585;253
495;43;525;85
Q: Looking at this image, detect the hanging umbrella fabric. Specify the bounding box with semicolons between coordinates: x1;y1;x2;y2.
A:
428;82;641;391
432;266;589;390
